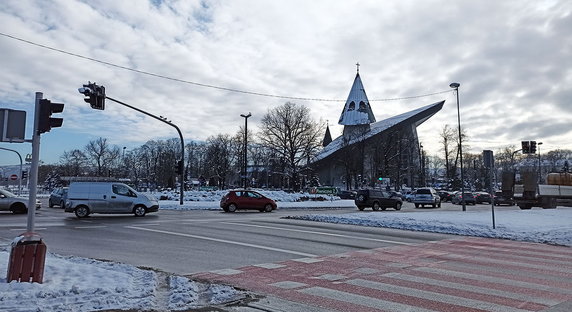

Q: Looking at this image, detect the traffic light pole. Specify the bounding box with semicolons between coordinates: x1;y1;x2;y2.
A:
105;96;185;205
26;92;43;232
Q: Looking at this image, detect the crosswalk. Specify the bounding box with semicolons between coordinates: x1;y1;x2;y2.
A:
191;237;572;311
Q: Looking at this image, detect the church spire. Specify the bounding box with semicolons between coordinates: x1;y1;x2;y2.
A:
323;123;332;147
338;66;376;126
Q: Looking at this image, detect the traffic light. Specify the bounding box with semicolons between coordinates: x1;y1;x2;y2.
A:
521;141;530;154
175;160;184;175
22;170;28;179
530;141;537;154
378;177;383;181
38;99;64;134
79;82;105;110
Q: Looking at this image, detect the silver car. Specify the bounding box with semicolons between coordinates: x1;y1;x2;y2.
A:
412;187;441;208
0;189;41;214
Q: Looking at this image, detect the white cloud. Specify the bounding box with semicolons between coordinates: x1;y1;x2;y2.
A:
0;0;571;164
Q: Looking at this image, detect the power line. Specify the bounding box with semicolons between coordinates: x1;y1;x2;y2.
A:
1;32;452;102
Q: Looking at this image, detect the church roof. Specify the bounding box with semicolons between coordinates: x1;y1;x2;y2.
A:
313;100;445;163
338;73;376;126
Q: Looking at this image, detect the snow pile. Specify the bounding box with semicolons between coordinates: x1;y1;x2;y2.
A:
151;189;335;202
285;208;572;246
0;250;244;312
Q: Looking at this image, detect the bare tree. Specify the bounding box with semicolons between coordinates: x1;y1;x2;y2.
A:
59;149;87;176
85;137;120;176
259;102;324;191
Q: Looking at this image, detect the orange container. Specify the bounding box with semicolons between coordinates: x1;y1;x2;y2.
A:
546;173;572;186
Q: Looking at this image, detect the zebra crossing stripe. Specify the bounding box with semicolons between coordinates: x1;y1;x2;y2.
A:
345;278;531;312
382;272;561;306
414;267;572;295
298;286;439;312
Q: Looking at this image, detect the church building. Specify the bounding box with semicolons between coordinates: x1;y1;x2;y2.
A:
309;67;444;190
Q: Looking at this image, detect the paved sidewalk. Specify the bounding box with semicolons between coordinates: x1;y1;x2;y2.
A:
193;237;572;312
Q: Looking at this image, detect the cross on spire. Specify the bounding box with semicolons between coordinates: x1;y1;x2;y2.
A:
356;62;360;73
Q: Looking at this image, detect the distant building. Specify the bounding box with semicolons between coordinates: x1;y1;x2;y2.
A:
309;68;444;190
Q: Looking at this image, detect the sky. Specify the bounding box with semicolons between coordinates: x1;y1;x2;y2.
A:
1;194;570;310
0;0;571;166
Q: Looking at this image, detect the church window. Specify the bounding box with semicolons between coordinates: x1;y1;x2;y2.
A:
348;101;355;111
358;101;367;112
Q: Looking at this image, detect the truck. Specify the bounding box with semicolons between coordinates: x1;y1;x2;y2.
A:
503;171;572;209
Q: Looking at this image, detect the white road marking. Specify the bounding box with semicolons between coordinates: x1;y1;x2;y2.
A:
74;225;108;229
9;228;47;231
125;226;317;257
220;222;412;245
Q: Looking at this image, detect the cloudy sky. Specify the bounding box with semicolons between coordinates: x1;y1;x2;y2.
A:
0;0;570;166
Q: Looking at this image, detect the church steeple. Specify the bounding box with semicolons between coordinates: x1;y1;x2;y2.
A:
323;124;332;147
338;66;376;126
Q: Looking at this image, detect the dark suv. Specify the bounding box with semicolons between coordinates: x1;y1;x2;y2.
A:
355;189;402;211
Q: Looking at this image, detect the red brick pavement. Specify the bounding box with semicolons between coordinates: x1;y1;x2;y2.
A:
191;237;572;312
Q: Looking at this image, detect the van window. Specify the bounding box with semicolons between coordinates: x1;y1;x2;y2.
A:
112;184;136;197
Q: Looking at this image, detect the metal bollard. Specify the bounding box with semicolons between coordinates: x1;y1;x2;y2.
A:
6;232;47;283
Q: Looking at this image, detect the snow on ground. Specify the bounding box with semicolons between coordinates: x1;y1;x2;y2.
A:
286;208;572;247
1;191;570;311
0;250;243;312
151;189;336;203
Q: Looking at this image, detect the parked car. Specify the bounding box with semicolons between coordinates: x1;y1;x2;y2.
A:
49;187;68;208
452;191;476;205
0;189;41;214
390;191;404;201
354;189;402;211
220;190;277;212
474;192;492;204
438;191;454;202
494;191;515;206
65;182;159;218
412;187;441;208
336;189;357;199
404;190;416;202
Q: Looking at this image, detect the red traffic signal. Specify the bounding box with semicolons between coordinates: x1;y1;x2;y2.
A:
38;99;64;134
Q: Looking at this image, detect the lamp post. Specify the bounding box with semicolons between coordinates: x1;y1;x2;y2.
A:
450;82;466;211
241;112;252;188
538;142;543;183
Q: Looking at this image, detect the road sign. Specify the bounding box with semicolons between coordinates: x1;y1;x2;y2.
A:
10;174;18;180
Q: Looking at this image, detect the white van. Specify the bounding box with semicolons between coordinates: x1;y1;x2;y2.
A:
65;182;159;218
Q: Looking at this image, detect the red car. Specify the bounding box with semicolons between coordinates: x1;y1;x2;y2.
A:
220;190;277;213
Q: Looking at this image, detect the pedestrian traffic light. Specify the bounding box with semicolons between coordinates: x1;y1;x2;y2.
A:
530;141;537;154
521;141;530;154
38;99;64;134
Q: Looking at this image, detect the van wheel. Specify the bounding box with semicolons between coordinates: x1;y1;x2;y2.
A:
75;206;90;218
227;203;237;212
134;206;146;217
60;201;65;208
395;202;402;211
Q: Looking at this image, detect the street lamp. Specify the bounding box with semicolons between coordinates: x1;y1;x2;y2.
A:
538;142;543;183
241;112;252;188
450;82;466;211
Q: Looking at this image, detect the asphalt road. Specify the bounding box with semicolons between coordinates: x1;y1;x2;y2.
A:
0;199;462;275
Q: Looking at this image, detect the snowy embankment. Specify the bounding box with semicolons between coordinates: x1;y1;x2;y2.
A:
285;208;572;247
0;251;244;311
